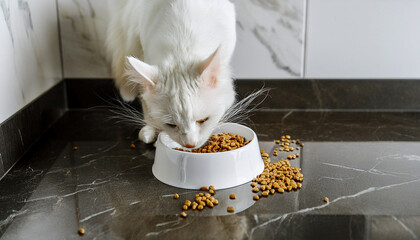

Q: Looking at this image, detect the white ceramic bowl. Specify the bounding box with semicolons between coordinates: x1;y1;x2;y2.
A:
152;123;264;189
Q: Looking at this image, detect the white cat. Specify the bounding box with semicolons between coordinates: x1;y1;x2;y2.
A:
106;0;237;148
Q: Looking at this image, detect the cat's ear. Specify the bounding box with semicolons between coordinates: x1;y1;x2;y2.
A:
126;56;158;90
198;47;220;88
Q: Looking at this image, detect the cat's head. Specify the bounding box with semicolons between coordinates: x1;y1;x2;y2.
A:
126;50;235;148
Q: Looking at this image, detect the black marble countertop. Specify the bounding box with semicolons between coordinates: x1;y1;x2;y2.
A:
1;110;420;239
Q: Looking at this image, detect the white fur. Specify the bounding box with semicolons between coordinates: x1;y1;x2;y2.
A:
106;0;237;147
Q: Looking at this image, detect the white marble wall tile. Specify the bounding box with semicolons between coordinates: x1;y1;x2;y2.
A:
0;0;62;123
232;0;306;78
305;0;420;78
59;0;306;79
58;0;110;78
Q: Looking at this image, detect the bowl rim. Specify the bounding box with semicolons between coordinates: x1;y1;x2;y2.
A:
157;122;257;156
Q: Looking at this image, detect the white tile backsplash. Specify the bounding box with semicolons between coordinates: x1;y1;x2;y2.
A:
0;0;62;123
232;0;306;78
58;0;307;79
58;0;110;78
305;0;420;79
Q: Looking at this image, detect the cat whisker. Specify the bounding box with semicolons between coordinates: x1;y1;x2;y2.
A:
221;87;270;125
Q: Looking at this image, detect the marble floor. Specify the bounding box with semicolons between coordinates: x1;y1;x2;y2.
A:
0;110;420;239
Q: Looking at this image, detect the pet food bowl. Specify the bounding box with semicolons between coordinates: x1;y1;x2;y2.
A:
152;123;264;189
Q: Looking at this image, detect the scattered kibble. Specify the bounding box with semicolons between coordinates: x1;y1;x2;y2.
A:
78;228;85;236
174;133;251;153
324;197;329;203
197;204;204;210
180;212;187;218
209;189;215;194
227;206;235;213
73;146;78;150
200;186;209;191
173;193;179;199
251;136;304;200
229;194;237;199
130;143;135;149
182;205;188;210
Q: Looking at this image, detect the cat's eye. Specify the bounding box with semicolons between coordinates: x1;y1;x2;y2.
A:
196;117;209;124
166;123;177;128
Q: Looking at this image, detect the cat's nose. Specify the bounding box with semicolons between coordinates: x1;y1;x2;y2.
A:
185;144;196;149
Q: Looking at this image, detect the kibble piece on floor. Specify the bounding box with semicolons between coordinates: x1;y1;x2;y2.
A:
200;186;209;191
73;146;79;150
262;191;269;197
324;197;329;203
253;195;260;200
182;205;188;210
209;185;215;190
252;187;259;192
251;182;257;187
173;193;179;199
227;206;235;213
180;212;187;218
229;194;237;199
209;189;215;194
78;228;85;236
130;143;135;149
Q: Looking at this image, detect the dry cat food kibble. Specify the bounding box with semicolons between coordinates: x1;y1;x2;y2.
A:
78;228;85;236
174;133;251;153
229;194;237;199
73;146;78;151
324;197;329;203
177;186;220;217
130;143;136;149
173;193;179;199
252;135;304;200
227;206;235;213
180;212;187;218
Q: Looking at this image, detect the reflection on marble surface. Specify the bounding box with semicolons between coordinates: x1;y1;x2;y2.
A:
58;0;306;79
0;0;61;123
1;110;420;239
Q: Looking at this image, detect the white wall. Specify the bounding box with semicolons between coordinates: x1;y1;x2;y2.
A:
305;0;420;78
0;0;62;123
58;0;306;79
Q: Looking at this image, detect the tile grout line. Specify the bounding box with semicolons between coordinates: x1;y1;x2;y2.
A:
302;0;310;79
55;0;65;82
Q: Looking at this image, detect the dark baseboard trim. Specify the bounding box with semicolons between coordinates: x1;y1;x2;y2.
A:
0;82;67;180
66;78;420;110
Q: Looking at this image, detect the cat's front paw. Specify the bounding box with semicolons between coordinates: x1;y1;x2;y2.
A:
138;125;157;144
